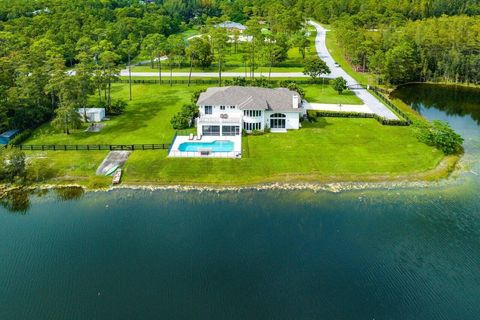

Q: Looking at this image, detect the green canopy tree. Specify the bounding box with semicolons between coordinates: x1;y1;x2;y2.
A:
51;77;83;135
209;27;229;85
332;77;347;94
186;37;213;86
142;34;167;84
292;31;311;59
303;56;331;82
166;35;186;86
119;38;139;100
99;51;120;110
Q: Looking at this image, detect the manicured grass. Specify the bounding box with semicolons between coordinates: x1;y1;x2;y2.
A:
122;118;444;185
303;84;363;105
26;151;111;187
26;84;207;145
25;83;446;187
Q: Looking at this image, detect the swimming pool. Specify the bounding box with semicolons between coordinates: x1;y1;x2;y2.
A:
178;140;234;152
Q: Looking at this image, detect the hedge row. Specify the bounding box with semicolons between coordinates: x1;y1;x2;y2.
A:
307;110;410;126
8;130;33;145
114;78;331;85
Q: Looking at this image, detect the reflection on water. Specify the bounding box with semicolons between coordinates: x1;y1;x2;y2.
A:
0;188;479;320
392;83;480;175
391;83;480;124
0;84;479;319
54;186;85;201
0;189;31;213
0;187;85;214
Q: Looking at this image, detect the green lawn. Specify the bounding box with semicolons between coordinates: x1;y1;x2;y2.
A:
25;83;446;187
303;84;363;105
26;84;204;145
131;28;318;74
123;118;444;186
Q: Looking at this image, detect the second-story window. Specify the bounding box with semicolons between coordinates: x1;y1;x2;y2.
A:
220;106;225;110
230;106;235;109
205;106;212;115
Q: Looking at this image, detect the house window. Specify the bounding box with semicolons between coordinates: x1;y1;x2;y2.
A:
230;106;235;109
270;113;286;129
205;106;212;115
220;106;225;110
222;125;240;136
202;125;220;136
243;110;262;117
243;122;262;131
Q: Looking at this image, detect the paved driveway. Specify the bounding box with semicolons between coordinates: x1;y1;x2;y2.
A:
304;102;374;114
308;21;398;120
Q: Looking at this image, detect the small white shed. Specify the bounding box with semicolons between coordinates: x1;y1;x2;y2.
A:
77;108;106;122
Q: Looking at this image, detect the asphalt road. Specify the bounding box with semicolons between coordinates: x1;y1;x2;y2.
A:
71;21;398;120
308;20;398;120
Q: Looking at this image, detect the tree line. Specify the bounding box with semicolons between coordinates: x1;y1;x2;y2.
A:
0;0;309;133
332;15;480;85
0;0;221;133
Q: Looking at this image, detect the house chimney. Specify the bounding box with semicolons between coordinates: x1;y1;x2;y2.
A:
292;94;299;109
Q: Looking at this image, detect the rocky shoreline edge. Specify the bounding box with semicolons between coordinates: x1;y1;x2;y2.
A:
0;155;467;197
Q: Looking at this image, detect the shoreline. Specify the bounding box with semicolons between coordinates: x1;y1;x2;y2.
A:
0;154;463;196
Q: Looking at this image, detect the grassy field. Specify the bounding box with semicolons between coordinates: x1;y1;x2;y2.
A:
131;26;318;74
123;118;444;186
24;83;448;188
303;84;362;105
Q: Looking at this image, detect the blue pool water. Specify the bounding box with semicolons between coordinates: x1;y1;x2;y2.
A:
178;140;234;152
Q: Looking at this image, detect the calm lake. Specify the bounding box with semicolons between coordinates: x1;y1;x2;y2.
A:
1;84;480;319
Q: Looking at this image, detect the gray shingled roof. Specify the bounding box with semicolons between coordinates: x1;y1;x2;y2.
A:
197;86;301;112
215;21;247;30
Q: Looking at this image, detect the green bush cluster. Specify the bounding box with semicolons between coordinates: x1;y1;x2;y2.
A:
307;110;410;126
279;80;306;99
96;99;127;115
171;103;198;130
0;148;26;183
8;130;32;145
415;120;464;154
191;88;207;103
224;77;273;88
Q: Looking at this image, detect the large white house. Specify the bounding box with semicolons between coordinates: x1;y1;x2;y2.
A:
195;86;304;136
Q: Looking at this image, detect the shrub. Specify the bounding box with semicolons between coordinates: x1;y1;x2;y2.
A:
0;148;26;183
225;77;249;86
224;77;272;88
279;80;305;99
9;129;32;145
191;89;206;103
109;99;128;115
26;157;58;183
170;114;190;130
332;77;347;94
250;77;272;88
415;120;463;154
95;100;108;109
251;129;264;135
171;103;198;130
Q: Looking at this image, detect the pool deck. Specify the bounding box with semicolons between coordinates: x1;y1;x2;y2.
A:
168;135;242;158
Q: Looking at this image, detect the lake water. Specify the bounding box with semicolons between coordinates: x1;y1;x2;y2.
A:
1;84;480;319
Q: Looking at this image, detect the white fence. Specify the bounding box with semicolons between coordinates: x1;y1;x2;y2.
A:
168;150;242;158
